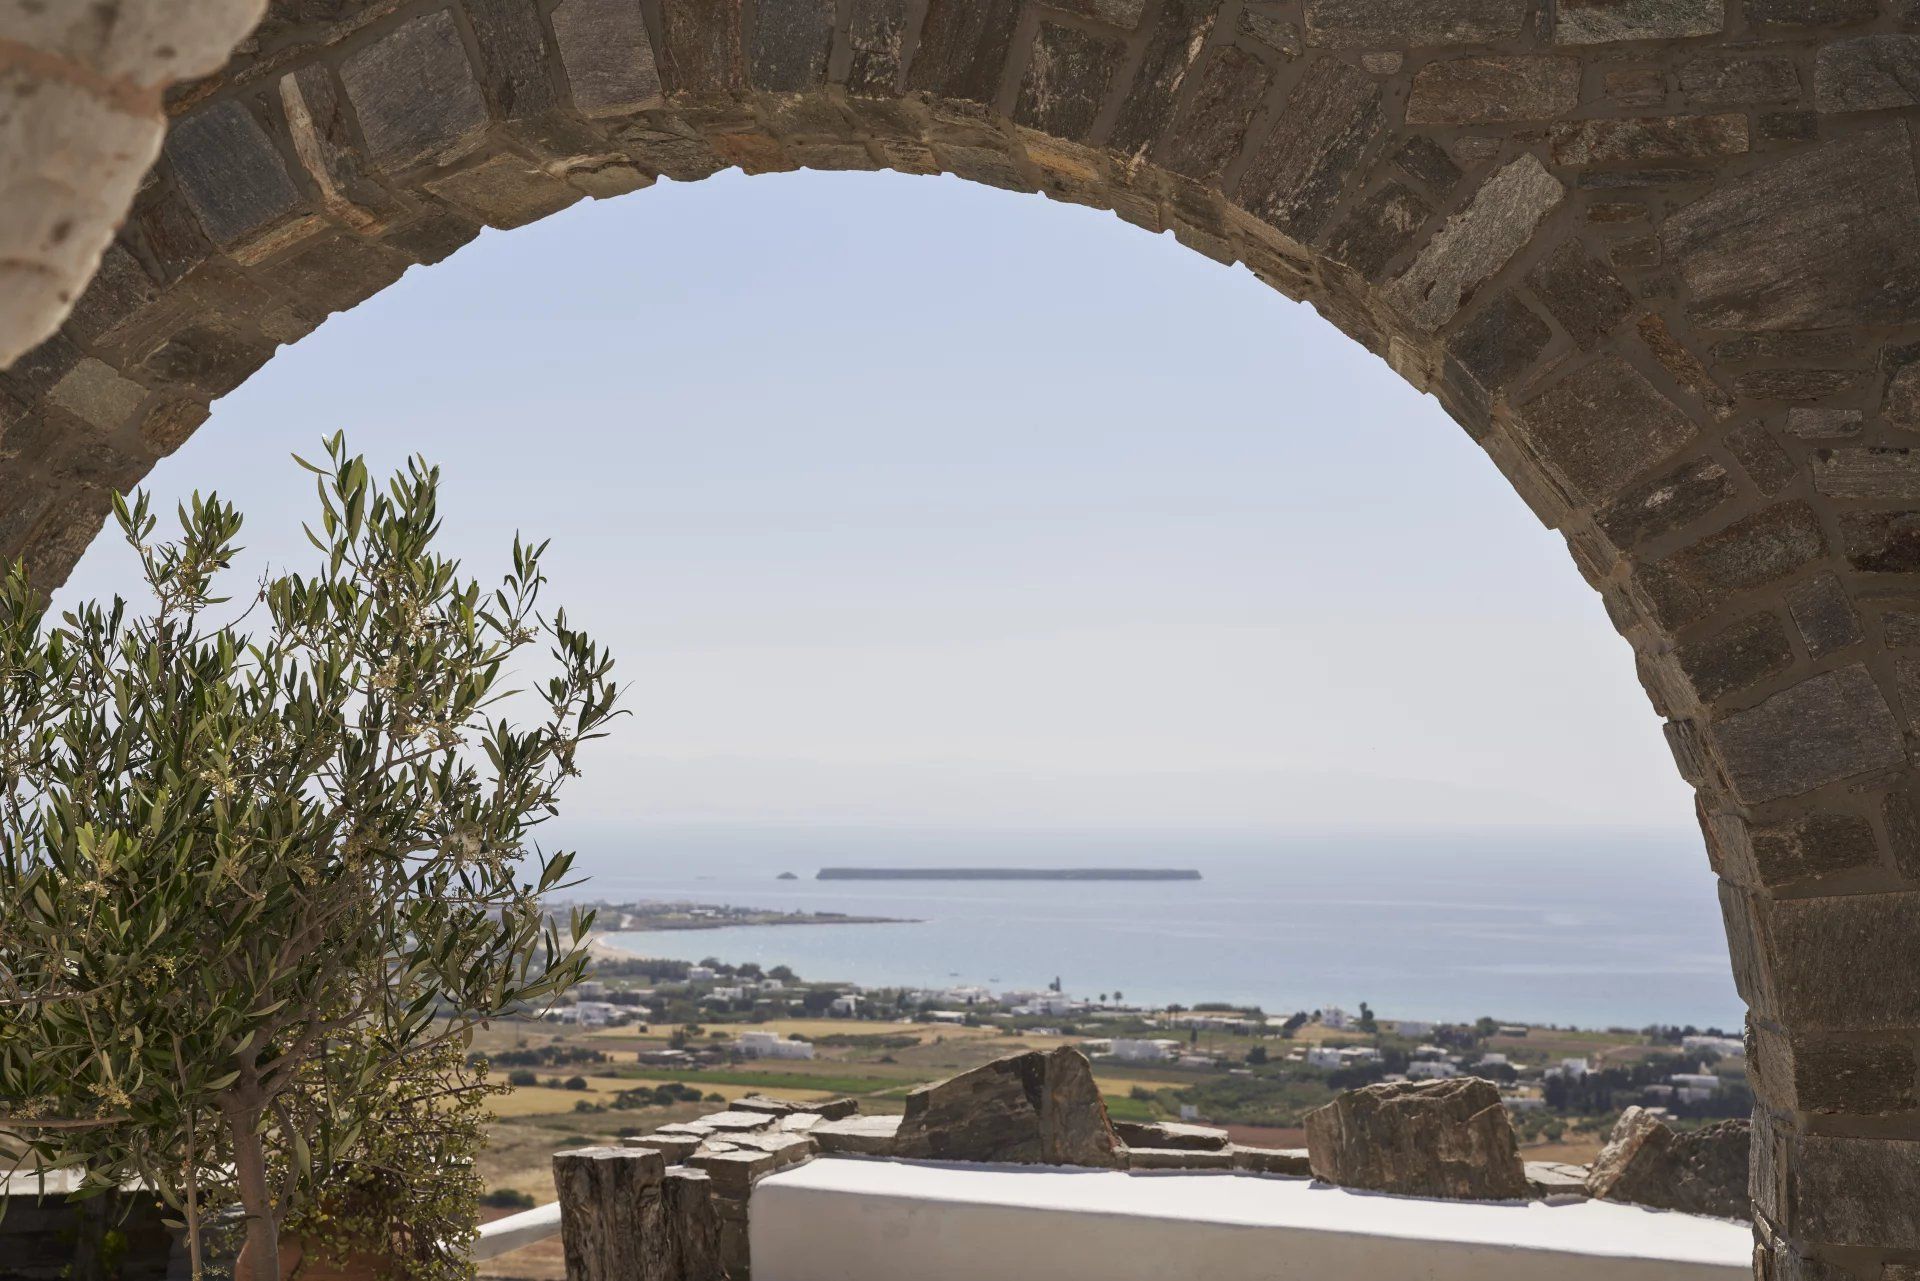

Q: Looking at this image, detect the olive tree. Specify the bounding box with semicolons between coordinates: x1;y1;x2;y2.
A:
0;436;620;1279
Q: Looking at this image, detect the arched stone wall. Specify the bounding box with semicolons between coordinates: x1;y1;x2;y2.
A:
4;0;1920;1273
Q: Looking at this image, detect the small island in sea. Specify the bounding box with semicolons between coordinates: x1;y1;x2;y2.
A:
816;867;1202;881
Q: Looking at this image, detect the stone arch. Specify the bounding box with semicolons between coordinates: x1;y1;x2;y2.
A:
5;0;1920;1273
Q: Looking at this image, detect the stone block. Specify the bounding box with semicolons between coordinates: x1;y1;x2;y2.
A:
1526;240;1633;350
1446;293;1550;395
906;0;1020;103
662;1168;724;1281
1166;46;1272;185
1637;315;1734;420
1712;665;1904;803
810;1114;901;1155
137;323;275;398
1605;66;1669;108
341;10;491;171
1813;449;1920;502
688;1149;778;1198
1554;0;1725;42
1516;355;1693;504
259;231;411;318
138;394;210;455
1237;58;1383;242
1406;57;1581;125
1725;422;1796;497
895;1048;1122;1167
1793;1135;1920;1246
1113;1121;1229;1151
1680;54;1799;107
1816;36;1920;114
1107;0;1218;154
1788;408;1863;440
1662;125;1920;332
1676;610;1793;702
1784;573;1861;658
552;1147;667;1281
1239;7;1298;51
162;99;303;252
845;0;909;95
1750;1024;1917;1115
657;0;744;95
46;357;147;431
1765;890;1920;1029
1124;1146;1236;1170
1586;1109;1749;1220
463;0;560;122
1394;136;1462;192
424;153;584;230
1230;1145;1312;1175
624;1132;703;1162
1387;155;1564;334
1303;0;1529;47
1551;114;1747;166
1306;1078;1530;1201
697;1110;779;1133
1596;456;1734;550
1014;22;1125;142
553;0;663;115
1747;0;1875;21
751;0;835;92
1841;510;1920;574
1735;368;1860;402
1527;1161;1591;1198
726;1131;818;1168
1326;183;1433;281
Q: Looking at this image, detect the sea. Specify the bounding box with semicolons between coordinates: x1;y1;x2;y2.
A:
578;824;1745;1032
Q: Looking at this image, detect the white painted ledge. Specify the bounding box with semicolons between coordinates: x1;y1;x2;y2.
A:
472;1201;562;1261
750;1158;1752;1281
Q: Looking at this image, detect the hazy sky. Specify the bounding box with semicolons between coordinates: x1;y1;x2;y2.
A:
55;169;1694;837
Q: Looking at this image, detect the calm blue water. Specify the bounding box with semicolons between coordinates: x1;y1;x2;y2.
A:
572;824;1744;1032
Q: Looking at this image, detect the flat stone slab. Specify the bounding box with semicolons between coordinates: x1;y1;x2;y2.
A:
1114;1121;1230;1151
623;1133;702;1162
1230;1146;1312;1176
700;1110;782;1133
811;1115;902;1156
1527;1161;1591;1199
1124;1146;1236;1171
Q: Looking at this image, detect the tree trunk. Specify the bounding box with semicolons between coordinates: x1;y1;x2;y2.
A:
227;1102;282;1281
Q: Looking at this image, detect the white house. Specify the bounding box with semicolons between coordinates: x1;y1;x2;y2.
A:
1477;1053;1509;1068
829;994;860;1017
575;980;607;999
1408;1059;1461;1079
926;1010;970;1025
687;966;717;982
1306;1046;1344;1070
1547;1057;1590;1080
1681;1035;1745;1059
1111;1038;1180;1063
1320;1007;1352;1030
739;1031;815;1060
563;1000;620;1027
1392;1019;1434;1037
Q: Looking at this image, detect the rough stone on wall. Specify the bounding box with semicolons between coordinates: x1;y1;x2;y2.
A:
1710;665;1906;803
1385;154;1564;333
1305;1078;1530;1201
894;1047;1123;1166
1586;1108;1750;1221
1302;0;1529;48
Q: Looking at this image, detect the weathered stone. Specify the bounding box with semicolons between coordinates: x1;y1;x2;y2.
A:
1446;293;1550;394
1014;23;1126;142
1303;0;1529;47
1724;422;1796;496
1663;125;1920;332
62;242;157;346
1794;1135;1920;1246
1605;66;1670;108
340;11;490;172
1555;0;1725;42
688;1148;777;1198
1406;57;1581;125
138;394;210;455
1712;665;1905;803
1167;46;1272;184
1394;136;1461;192
1788;408;1863;439
1758;890;1920;1028
907;0;1020;103
1387;155;1564;334
1842;510;1920;574
1528;1161;1591;1197
425;153;584;230
1680;53;1799;106
1587;1108;1750;1220
654;0;743;95
813;1097;860;1121
750;0;834;92
279;64;398;231
624;1132;703;1162
1230;1145;1312;1175
1636;315;1734;419
1677;611;1793;702
1238;6;1297;50
1326;183;1432;281
1551;114;1747;167
553;0;664;115
164;99;302;251
1113;1120;1229;1150
1306;1078;1529;1201
1596;456;1733;549
46;357;147;431
1758;109;1818;144
259;231;411;318
552;1147;668;1281
1237;57;1382;240
809;1114;900;1155
663;1168;725;1281
1816;36;1920;113
1888;359;1920;434
1527;240;1633;350
725;1131;818;1168
1813;449;1920;502
1735;368;1860;401
1784;573;1862;658
464;0;560;121
1125;1146;1236;1170
1517;355;1693;503
1107;0;1218;154
1748;0;1875;22
137;323;274;397
732;1095;797;1116
894;1048;1122;1167
382;210;482;266
1751;1024;1918;1115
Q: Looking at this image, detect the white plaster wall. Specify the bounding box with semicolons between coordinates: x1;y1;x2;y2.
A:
751;1159;1752;1281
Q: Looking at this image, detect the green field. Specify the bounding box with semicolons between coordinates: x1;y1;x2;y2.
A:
610;1066;906;1096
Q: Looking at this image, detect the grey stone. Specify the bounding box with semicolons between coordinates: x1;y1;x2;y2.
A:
1527;240;1633;349
137;323;274;397
810;1114;901;1155
164;100;302;250
659;0;744;95
1387;155;1564;334
1113;1120;1229;1150
1662;125;1920;332
1125;1146;1235;1170
1735;368;1861;402
1108;0;1219;155
1304;0;1529;47
1680;53;1800;106
1394;136;1461;192
1527;1161;1591;1197
1014;22;1125;142
906;0;1020;103
751;0;835;92
732;1095;798;1115
1788;408;1863;440
1813;449;1920;502
62;242;156;346
1787;1135;1920;1246
845;0;909;95
1550;113;1747;166
624;1132;703;1162
1587;1108;1750;1220
1406;57;1581;125
1516;355;1694;504
1672;499;1828;598
1712;665;1905;804
340;10;490;171
1327;183;1433;281
696;1110;780;1133
46;357;147;430
1724;422;1796;496
1166;45;1273;184
1749;1025;1917;1116
663;1168;725;1281
1816;36;1920;113
464;0;560;121
554;0;663;115
1306;1078;1530;1201
1677;611;1794;702
1785;573;1862;658
1606;66;1669;108
688;1148;778;1197
424;153;584;230
1752;810;1877;886
1762;891;1920;1029
1555;0;1725;43
1237;58;1383;241
1238;7;1298;51
1446;293;1550;394
1748;0;1875;21
894;1048;1123;1167
1842;510;1920;574
1230;1145;1312;1175
1596;456;1734;549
